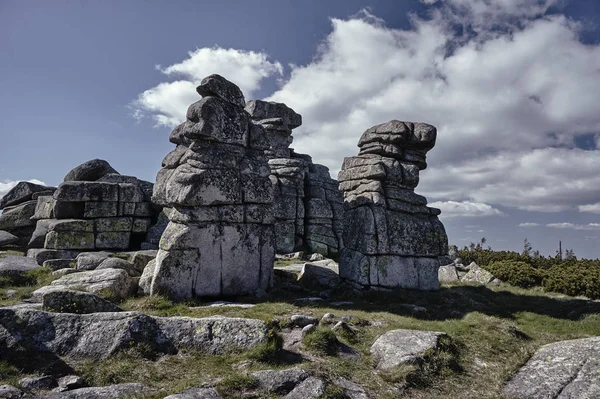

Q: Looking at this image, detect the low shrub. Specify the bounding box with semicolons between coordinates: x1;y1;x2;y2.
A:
544;261;600;299
485;261;543;288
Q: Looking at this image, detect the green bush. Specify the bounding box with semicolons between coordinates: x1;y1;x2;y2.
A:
485;261;543;288
544;261;600;299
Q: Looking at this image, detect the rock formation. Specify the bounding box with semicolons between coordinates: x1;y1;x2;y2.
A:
338;120;448;290
245;100;343;258
148;74;275;299
27;161;155;256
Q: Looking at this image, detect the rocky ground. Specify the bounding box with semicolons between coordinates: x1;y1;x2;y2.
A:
1;250;600;398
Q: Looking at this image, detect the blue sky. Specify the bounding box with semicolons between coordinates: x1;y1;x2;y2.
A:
2;0;600;258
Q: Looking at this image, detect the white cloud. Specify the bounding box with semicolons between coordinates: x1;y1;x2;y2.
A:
546;222;600;231
131;47;283;127
429;200;504;219
579;203;600;214
519;222;540;227
0;179;46;199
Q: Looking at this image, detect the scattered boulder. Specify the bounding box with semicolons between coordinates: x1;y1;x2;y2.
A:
57;375;85;391
42;383;152;399
438;264;460;283
290;315;318;328
0;255;41;280
63;159;119;182
0;385;22;399
297;261;340;290
19;375;57;391
285;376;325;399
0;230;19;247
32;268;136;300
333;378;370;399
75;251;112;270
370;329;449;370
42;290;122;313
42;258;75;271
251;368;309;395
503;336;600;399
461;263;495;284
0;307;268;360
164;387;222;399
338;121;448;291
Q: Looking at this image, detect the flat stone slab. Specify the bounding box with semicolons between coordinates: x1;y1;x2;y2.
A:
42;290;123;314
32;268;135;301
370;329;448;370
0;308;268;360
0;256;41;277
503;336;600;399
43;383;151;399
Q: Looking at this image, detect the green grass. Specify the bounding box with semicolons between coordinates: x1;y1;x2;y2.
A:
0;266;55;306
2;278;600;398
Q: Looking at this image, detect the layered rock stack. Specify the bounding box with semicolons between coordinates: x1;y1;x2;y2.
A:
245;101;343;258
148;74;275;299
0;182;56;247
28;159;155;253
338;120;448;290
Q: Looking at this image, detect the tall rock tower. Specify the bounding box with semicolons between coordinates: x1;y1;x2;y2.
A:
149;75;275;299
338;120;448;290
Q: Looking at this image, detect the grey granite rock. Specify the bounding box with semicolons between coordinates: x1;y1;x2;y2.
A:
438;264;460;283
19;375;57;390
0;230;18;247
370;329;449;370
196;74;246;108
284;376;325;399
42;383;151;399
0;255;41;278
461;263;495;284
32;268;135;300
164;387;222;399
0;385;22;399
503;336;600;399
251;368;309;395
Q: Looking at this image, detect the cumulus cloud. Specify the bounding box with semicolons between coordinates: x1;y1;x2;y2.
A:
131;47;283;127
518;222;540;227
579;203;600;214
429;200;504;219
0;179;46;199
546;222;600;231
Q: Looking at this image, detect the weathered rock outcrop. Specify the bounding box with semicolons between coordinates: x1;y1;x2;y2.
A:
246;101;343;258
0;307;268;359
338;121;448;290
0;181;56;246
503;336;600;399
148;74;275;299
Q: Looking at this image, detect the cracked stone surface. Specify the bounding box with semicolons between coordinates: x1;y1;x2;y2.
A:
503;336;600;399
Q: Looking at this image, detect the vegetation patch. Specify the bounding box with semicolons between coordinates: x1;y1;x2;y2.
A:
303;328;340;356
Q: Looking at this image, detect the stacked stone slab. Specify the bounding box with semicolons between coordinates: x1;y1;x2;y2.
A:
245;101;343;258
148;74;275;299
28;160;154;252
0;181;56;247
338;120;448;290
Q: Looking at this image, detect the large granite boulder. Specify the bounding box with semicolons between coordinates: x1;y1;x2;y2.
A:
0;256;41;281
0;307;268;359
338;121;448;291
370;329;449;370
148;75;275;299
42;290;123;314
503;336;600;399
63;159;119;182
